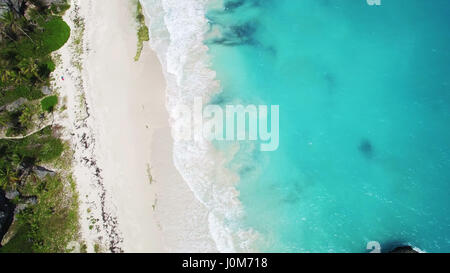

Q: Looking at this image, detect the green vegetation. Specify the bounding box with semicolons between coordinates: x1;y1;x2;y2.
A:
39;18;70;54
0;0;80;253
2;102;40;136
134;0;149;62
0;174;79;253
80;242;87;253
0;2;70;106
0;126;79;252
94;243;101;253
68;3;84;74
40;95;57;112
0;126;63;189
0;126;79;253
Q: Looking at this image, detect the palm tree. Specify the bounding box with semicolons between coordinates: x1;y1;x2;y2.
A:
0;0;29;18
0;22;16;41
0;9;35;43
0;11;20;40
0;58;20;85
18;57;42;82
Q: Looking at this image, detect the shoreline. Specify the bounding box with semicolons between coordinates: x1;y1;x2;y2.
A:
141;0;257;252
56;0;218;252
55;0;167;252
81;0;166;252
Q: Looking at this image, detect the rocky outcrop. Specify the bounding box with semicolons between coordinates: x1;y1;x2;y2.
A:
0;190;15;245
390;246;419;253
33;165;56;180
0;98;28;112
1;218;18;246
1;190;38;246
0;165;54;247
14;196;37;214
5;190;19;200
41;86;52;96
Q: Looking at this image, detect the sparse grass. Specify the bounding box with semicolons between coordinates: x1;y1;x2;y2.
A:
146;163;154;184
70;5;85;72
152;196;158;211
77;92;87;116
52;52;63;67
134;1;149;62
94;243;102;253
80;243;87;253
52;142;74;170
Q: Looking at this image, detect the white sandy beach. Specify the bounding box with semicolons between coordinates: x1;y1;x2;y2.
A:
80;0;166;252
53;0;217;252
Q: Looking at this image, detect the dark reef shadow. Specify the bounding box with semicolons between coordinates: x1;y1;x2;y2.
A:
222;0;271;12
207;21;259;47
224;0;246;11
380;240;416;253
323;71;337;94
358;138;374;159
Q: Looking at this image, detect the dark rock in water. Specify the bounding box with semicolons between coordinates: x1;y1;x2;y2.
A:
390;246;419;253
358;139;373;158
0;190;16;245
323;72;336;93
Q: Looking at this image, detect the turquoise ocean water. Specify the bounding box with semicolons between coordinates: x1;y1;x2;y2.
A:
205;0;450;252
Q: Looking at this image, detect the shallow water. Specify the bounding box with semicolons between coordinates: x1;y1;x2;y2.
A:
206;0;450;252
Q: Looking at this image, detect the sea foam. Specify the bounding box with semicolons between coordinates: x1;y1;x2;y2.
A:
140;0;256;252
